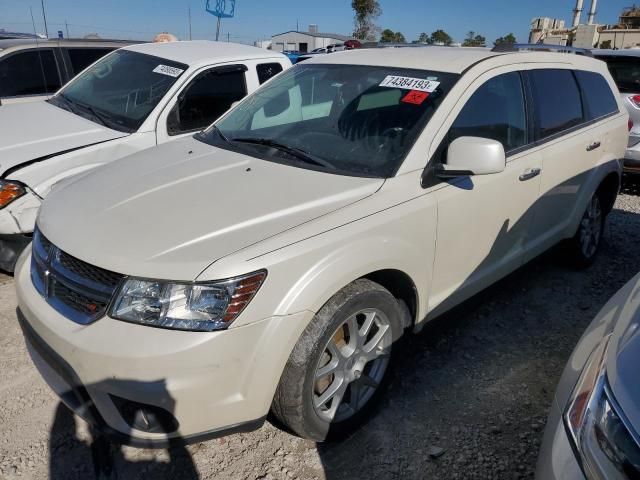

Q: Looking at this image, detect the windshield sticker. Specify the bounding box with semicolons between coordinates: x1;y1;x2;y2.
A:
379;75;440;92
153;65;184;77
401;90;429;105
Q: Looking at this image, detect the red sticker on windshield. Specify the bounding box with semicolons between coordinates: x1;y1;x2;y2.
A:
402;90;429;105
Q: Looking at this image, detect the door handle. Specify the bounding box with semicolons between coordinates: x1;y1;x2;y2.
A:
586;141;601;152
519;168;542;181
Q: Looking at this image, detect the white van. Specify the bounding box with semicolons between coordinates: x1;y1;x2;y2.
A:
0;41;290;270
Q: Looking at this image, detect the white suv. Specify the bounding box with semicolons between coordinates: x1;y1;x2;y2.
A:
0;41;290;271
15;47;628;445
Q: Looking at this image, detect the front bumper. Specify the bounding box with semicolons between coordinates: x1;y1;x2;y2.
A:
0;233;31;272
15;247;313;446
536;397;586;480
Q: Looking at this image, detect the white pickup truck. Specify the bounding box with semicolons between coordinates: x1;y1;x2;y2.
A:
0;40;290;271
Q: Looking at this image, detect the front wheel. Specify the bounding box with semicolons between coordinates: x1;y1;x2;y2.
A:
566;191;605;268
271;279;406;441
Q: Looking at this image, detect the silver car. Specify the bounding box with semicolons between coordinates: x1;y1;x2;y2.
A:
594;49;640;173
536;272;640;479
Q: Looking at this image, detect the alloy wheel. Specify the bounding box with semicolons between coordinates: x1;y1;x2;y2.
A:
579;194;602;259
313;308;392;423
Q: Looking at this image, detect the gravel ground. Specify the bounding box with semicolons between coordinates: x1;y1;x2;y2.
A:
2;177;640;480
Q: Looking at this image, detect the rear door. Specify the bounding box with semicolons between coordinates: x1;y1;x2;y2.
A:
524;68;613;256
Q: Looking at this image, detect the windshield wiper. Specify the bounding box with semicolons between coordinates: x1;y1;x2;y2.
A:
230;137;336;169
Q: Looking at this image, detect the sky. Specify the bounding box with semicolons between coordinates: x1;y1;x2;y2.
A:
0;0;634;45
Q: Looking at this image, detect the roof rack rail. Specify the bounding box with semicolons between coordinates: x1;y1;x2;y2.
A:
491;43;594;57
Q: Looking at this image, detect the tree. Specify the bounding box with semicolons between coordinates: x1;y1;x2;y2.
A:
494;33;517;47
600;39;612;49
417;32;429;43
462;31;486;47
430;29;453;45
380;29;405;43
352;0;381;41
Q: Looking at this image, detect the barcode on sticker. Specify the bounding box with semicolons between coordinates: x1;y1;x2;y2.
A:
153;65;184;77
379;76;440;92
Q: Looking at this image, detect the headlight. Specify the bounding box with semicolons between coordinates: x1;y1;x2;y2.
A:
109;270;266;331
565;334;640;479
0;180;26;208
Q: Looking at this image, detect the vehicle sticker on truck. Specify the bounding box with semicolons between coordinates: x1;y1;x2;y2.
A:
401;90;430;105
153;65;185;77
379;76;440;92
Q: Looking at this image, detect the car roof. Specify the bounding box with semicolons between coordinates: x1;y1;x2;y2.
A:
592;48;640;57
303;46;609;74
0;38;136;51
123;40;287;67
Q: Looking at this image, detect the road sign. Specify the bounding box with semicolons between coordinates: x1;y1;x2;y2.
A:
206;0;235;19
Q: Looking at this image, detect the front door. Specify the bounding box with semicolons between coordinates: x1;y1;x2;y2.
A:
428;71;542;316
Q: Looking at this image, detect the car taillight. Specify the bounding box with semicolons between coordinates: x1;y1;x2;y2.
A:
630;95;640;108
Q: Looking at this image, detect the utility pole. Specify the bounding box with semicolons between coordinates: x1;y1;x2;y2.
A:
227;32;230;42
40;0;49;38
188;6;192;40
215;16;221;41
65;20;69;39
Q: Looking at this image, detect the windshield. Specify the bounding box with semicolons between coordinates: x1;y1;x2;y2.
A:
597;55;640;93
48;50;187;132
198;64;459;177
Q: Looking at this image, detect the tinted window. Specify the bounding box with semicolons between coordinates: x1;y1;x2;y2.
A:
529;69;583;140
596;56;640;93
256;63;283;84
448;72;527;152
67;48;114;74
168;67;247;135
50;50;186;133
575;70;619;120
0;49;61;97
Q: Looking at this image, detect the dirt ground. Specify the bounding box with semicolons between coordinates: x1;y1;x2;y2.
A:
2;178;640;480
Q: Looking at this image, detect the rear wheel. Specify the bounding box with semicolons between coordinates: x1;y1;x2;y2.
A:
566;191;605;268
271;279;406;441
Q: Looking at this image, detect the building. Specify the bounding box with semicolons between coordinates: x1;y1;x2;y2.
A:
531;2;640;50
271;25;353;53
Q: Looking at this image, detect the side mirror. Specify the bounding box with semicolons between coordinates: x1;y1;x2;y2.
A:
230;100;241;110
438;137;506;177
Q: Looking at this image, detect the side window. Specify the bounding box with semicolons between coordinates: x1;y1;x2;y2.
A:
448;72;527;153
0;49;61;97
256;63;284;84
574;70;619;121
167;66;247;135
67;48;114;74
529;69;583;140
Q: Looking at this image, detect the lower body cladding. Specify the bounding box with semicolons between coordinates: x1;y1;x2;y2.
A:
14;252;314;447
625;144;640;173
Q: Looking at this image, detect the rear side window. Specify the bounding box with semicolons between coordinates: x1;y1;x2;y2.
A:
575;70;619;120
0;49;61;97
168;67;247;135
529;69;583;140
256;63;284;84
67;48;114;74
448;72;527;152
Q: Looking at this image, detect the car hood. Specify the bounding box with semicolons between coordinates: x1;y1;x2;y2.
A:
38;136;383;280
0;101;127;176
606;274;640;436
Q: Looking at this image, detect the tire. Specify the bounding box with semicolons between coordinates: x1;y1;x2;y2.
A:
271;279;406;441
565;190;605;269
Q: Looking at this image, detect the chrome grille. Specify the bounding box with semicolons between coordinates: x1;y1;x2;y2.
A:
31;227;124;324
